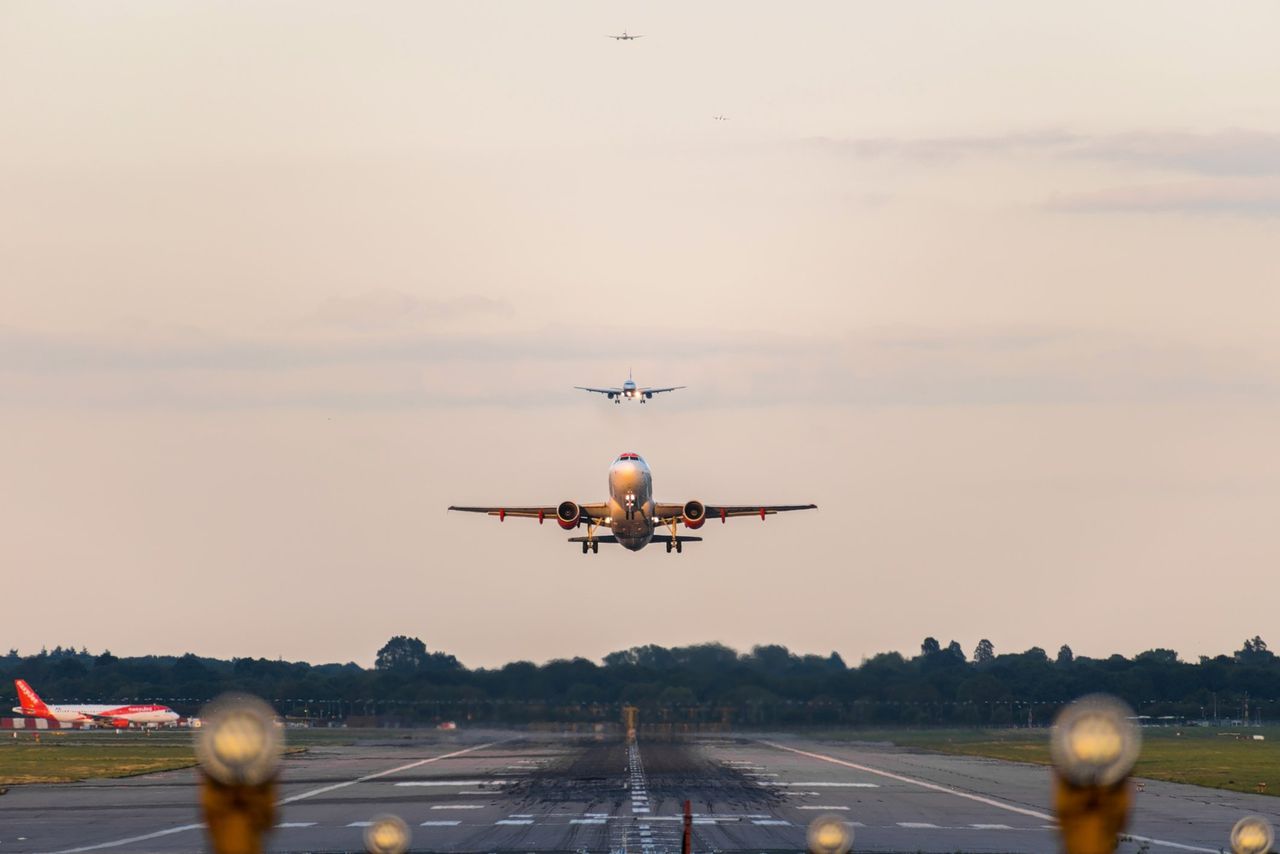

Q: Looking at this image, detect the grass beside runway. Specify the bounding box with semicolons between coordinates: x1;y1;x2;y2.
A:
0;728;353;785
0;730;198;784
815;726;1280;796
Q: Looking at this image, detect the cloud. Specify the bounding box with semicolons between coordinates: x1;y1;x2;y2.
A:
810;130;1280;177
1047;178;1280;216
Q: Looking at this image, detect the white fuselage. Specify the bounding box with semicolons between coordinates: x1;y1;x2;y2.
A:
608;456;655;551
13;704;180;725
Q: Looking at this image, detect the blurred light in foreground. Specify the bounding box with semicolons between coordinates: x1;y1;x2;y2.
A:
807;814;853;854
1230;815;1274;854
1050;694;1141;787
364;814;411;854
194;694;283;786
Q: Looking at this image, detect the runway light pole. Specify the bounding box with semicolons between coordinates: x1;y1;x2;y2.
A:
194;694;283;854
1050;694;1141;854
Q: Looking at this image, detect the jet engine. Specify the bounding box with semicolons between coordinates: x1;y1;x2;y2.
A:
110;719;130;729
682;500;707;529
557;501;582;530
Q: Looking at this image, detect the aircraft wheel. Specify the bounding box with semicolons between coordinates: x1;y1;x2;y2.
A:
676;542;683;554
581;542;589;554
666;541;672;553
591;541;599;554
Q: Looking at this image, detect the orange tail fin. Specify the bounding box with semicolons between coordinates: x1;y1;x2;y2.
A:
15;679;50;715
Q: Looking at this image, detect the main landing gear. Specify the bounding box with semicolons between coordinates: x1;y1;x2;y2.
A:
665;540;683;554
581;541;599;554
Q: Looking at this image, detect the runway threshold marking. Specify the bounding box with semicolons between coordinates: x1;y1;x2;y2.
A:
760;741;1219;854
48;740;504;854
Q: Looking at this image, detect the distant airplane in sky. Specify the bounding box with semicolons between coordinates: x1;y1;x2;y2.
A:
11;679;180;727
607;31;643;40
450;452;816;553
713;115;729;121
575;371;684;403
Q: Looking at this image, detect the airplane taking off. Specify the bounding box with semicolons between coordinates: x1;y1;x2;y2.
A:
575;371;684;403
11;679;179;727
450;452;816;553
607;31;643;40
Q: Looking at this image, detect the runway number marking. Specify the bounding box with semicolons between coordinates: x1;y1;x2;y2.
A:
760;741;1220;854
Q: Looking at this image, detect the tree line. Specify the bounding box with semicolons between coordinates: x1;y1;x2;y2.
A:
2;635;1277;726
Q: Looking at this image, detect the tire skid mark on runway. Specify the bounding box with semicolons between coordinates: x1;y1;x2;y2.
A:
761;740;1219;854
47;740;504;854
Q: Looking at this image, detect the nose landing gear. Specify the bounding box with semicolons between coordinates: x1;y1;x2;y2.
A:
581;540;599;554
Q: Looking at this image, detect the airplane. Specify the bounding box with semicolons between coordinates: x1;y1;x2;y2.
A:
575;371;684;403
607;31;643;40
713;115;729;121
11;679;180;728
449;452;816;553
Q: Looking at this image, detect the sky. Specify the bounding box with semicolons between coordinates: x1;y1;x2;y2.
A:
3;2;1280;668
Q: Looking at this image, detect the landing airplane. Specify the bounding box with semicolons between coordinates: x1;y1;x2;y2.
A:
608;31;643;40
575;371;684;403
450;452;816;553
12;679;180;727
713;115;729;121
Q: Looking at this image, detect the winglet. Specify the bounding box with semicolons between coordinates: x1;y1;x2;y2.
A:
15;679;49;715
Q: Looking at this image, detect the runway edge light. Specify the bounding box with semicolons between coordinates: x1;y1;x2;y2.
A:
1050;694;1141;854
1230;815;1274;854
364;814;411;854
807;814;854;854
195;693;284;854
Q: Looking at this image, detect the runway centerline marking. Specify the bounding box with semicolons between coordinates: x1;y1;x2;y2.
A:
48;740;505;854
761;741;1219;854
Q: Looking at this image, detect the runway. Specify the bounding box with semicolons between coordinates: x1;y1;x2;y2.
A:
2;730;1277;853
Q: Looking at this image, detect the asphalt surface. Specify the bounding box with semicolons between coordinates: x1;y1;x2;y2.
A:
2;730;1278;853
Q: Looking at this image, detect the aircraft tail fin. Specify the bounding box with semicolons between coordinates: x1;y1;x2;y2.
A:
14;679;49;715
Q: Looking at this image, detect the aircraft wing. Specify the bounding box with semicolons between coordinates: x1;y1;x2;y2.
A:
449;504;610;523
638;386;686;395
574;386;623;395
654;503;817;521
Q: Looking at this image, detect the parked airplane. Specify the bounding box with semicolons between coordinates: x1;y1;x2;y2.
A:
575;371;684;403
607;31;643;40
450;452;815;553
11;679;180;727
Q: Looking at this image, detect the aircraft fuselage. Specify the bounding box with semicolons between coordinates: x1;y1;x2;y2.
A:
607;454;654;550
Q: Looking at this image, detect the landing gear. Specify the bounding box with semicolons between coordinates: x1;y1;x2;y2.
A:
665;540;682;554
581;541;599;554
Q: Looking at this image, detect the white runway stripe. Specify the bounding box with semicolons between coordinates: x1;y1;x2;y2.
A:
420;821;462;827
394;779;507;787
276;822;316;828
431;804;485;810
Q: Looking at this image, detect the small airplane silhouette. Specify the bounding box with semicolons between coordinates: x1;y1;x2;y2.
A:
713;115;729;121
607;31;643;40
